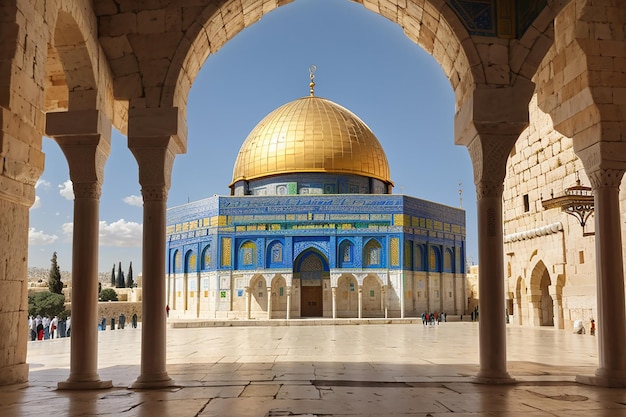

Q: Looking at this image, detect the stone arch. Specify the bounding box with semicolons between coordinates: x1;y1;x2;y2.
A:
165;0;480;116
336;274;358;318
45;2;118;122
249;275;268;316
529;260;554;326
514;276;528;326
362;274;384;317
270;275;287;315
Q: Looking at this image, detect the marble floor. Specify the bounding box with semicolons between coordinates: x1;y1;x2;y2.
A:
3;320;626;416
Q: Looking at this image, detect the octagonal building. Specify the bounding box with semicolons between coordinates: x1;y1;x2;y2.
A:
166;90;466;319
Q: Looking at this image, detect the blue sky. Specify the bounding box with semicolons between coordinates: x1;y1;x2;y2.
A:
29;0;477;274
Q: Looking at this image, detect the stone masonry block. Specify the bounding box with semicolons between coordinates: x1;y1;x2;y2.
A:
137;9;165;34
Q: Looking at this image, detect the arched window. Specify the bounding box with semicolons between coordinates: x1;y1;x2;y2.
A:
404;240;412;268
363;239;382;267
338;240;354;267
174;250;182;273
201;244;211;270
271;243;283;263
444;248;454;272
240;241;256;267
415;244;426;271
429;246;442;272
184;250;196;273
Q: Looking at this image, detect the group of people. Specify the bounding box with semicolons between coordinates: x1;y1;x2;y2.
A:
28;315;70;341
421;311;446;326
98;313;138;331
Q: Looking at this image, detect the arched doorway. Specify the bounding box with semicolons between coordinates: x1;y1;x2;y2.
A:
295;250;329;317
539;272;554;326
515;277;524;325
530;261;554;327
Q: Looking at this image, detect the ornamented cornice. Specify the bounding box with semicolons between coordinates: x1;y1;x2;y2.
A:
504;222;563;243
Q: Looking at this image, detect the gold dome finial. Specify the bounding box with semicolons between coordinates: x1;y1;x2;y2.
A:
309;65;316;96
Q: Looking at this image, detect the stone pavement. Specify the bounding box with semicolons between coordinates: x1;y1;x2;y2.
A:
3;320;626;416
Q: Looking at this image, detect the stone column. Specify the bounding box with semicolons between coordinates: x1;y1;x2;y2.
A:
331;287;337;319
400;275;405;318
46;110;113;390
128;107;185;389
286;286;292;320
357;285;363;319
245;287;251;319
382;285;387;318
474;179;514;383
266;287;272;319
455;80;533;383
577;169;626;387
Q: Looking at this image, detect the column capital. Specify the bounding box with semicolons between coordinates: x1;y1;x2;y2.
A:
129;137;179;200
455;81;533;189
141;185;169;202
47;111;112;188
73;182;102;200
588;169;626;190
128;107;187;154
476;180;504;199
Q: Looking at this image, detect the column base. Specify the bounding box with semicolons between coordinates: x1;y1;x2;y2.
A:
57;379;113;390
130;374;176;389
0;363;29;386
577;370;626;388
474;370;515;385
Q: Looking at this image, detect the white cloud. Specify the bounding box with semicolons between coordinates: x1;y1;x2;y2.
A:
28;228;58;245
123;195;143;207
31;195;41;209
59;180;74;200
62;219;143;247
35;179;51;190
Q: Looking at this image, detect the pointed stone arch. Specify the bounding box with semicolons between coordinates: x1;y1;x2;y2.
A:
529;260;554;327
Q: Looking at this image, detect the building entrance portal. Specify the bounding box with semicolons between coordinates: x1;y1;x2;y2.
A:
539;272;554;326
297;251;327;317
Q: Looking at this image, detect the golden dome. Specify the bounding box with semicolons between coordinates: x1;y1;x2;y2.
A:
231;96;392;187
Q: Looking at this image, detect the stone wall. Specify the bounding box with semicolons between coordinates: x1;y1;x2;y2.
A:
503;86;606;331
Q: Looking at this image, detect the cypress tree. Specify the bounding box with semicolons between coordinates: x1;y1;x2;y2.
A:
48;252;64;294
126;261;134;288
117;261;125;288
111;264;116;287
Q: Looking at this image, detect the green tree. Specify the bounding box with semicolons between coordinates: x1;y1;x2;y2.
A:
117;262;125;288
110;263;116;287
28;291;65;317
48;252;63;294
126;261;134;288
99;288;118;302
